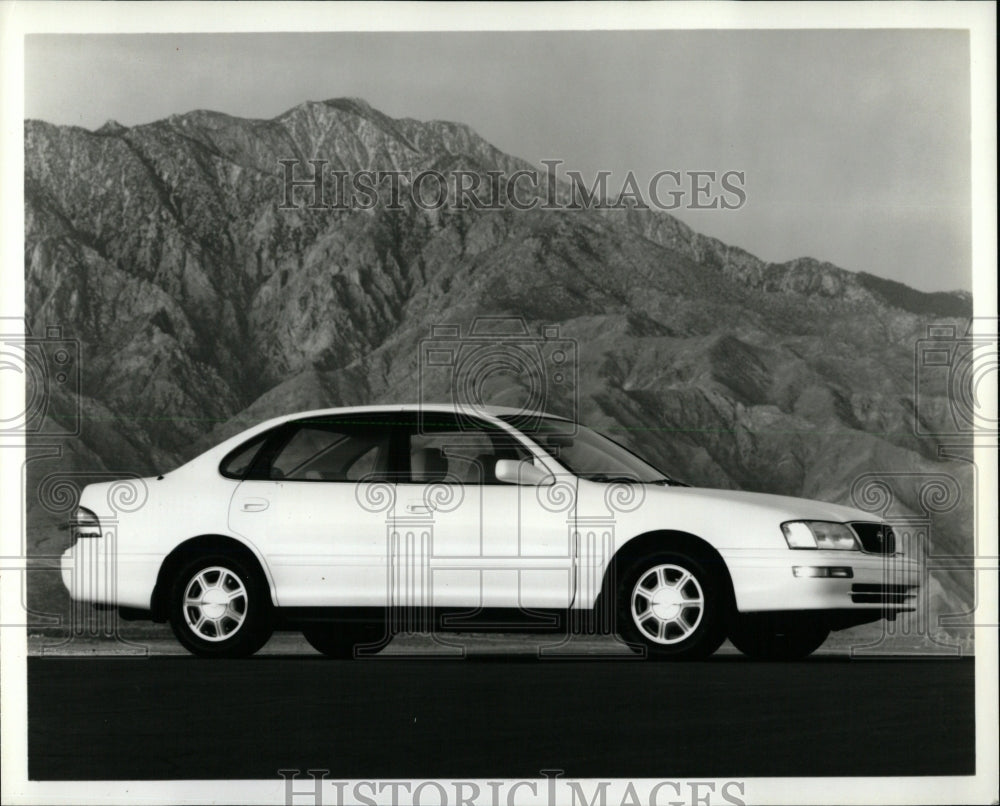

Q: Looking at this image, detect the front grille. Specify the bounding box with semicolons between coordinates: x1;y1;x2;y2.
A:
850;522;896;555
850;583;917;605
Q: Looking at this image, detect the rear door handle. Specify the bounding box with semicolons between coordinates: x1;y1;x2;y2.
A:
406;502;431;513
241;498;269;512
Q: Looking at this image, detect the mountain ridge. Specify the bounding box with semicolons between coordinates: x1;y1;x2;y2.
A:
28;98;970;305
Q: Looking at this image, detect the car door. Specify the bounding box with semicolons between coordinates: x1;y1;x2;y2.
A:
392;412;577;617
227;413;398;607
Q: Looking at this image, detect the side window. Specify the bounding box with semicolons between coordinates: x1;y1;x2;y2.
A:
406;416;529;484
219;433;269;479
345;444;380;481
269;423;390;482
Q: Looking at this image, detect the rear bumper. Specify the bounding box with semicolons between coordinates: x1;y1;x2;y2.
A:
722;548;920;615
60;541;160;611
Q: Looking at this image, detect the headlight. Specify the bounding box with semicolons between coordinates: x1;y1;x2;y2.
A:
782;521;859;550
71;506;102;542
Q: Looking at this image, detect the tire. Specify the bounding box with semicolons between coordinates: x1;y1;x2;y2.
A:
301;623;386;659
615;548;730;660
168;552;273;658
728;614;830;660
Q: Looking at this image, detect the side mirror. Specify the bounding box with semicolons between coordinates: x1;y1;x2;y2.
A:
495;459;553;486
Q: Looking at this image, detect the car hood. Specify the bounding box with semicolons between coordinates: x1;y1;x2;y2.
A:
644;484;880;523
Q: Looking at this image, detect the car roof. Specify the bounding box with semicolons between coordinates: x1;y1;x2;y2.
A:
277;403;569;421
223;403;571;449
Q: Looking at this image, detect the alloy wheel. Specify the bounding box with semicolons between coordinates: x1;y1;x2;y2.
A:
630;563;705;645
182;566;248;642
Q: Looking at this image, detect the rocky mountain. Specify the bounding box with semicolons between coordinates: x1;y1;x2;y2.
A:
24;98;975;649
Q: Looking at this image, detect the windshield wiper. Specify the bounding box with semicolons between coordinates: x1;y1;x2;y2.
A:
583;474;691;486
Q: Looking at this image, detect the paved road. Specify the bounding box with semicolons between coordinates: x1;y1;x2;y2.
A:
28;656;974;780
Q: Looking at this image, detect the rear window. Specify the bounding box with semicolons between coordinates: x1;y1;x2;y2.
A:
219;433;268;479
268;424;391;482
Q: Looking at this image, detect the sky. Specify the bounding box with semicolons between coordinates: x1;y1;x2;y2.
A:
24;30;972;292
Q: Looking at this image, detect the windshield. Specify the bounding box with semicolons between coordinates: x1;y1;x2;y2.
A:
500;416;679;484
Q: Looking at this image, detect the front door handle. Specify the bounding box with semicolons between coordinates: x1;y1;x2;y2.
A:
241;498;269;512
406;502;431;514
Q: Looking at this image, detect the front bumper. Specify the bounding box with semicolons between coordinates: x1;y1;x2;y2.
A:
722;548;920;615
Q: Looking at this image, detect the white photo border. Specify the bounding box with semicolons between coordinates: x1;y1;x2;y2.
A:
1;2;996;804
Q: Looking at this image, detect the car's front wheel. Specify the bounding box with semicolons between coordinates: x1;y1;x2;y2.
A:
169;554;273;658
301;623;386;659
728;614;830;660
616;548;729;660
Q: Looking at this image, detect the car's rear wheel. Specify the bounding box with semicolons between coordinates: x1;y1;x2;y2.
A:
728;614;830;660
615;548;729;660
169;553;273;658
301;623;386;659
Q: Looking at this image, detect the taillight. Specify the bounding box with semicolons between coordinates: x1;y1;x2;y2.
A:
71;506;102;542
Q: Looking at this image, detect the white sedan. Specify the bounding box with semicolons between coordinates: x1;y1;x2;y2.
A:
61;405;918;659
